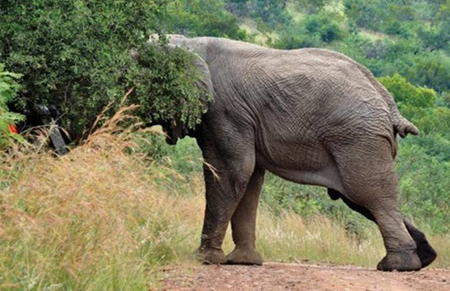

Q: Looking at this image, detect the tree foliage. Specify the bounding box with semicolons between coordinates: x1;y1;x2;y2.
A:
226;0;291;28
166;0;246;38
275;12;344;49
0;63;24;149
128;42;211;129
379;73;436;110
0;0;212;140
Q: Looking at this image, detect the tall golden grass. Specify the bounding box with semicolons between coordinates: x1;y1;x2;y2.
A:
0;106;448;290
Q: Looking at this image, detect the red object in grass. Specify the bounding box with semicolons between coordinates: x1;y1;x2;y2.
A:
8;124;18;134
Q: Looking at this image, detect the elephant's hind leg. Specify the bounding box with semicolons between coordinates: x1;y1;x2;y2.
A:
332;144;421;271
329;189;437;269
226;167;265;265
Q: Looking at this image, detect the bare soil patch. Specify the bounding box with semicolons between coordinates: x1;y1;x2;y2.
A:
159;262;450;291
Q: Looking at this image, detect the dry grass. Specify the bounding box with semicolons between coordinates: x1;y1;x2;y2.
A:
0;107;448;290
0;107;203;290
256;212;384;267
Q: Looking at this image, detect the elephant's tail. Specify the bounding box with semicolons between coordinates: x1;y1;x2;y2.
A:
394;116;419;138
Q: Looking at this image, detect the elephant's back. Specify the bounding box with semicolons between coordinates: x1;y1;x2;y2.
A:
228;47;393;127
209;40;395;148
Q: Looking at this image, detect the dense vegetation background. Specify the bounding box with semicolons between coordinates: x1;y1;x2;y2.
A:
1;0;450;288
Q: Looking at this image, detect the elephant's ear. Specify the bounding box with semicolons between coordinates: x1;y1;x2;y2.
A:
167;43;214;105
164;46;214;145
191;52;214;106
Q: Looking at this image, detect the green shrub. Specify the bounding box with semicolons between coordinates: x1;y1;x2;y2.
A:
441;91;450;108
410;134;450;161
127;42;212;129
379;73;437;109
166;0;247;39
303;13;344;43
293;0;330;14
0;1;207;141
275;12;344;49
0;62;24;149
344;0;384;30
252;0;291;28
275;28;322;49
397;143;450;233
406;52;450;93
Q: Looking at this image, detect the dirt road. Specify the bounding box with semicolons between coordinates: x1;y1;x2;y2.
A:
159;262;450;291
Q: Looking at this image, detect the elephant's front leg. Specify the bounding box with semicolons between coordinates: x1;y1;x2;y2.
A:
197;148;256;264
226;167;265;265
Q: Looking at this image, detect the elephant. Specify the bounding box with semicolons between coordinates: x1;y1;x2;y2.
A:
148;34;437;271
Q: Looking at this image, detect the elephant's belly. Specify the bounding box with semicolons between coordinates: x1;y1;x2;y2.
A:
267;165;345;194
256;146;345;193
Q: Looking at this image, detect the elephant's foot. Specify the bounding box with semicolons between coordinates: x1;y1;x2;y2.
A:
377;250;421;272
196;247;226;265
225;246;263;265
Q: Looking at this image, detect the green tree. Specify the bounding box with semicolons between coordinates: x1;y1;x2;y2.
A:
127;42;211;129
0;1;207;140
293;0;330;13
418;107;450;136
379;73;437;109
379;73;437;125
253;0;290;27
441;91;450;108
407;53;450;93
397;144;450;233
227;0;290;28
275;12;344;49
166;0;246;38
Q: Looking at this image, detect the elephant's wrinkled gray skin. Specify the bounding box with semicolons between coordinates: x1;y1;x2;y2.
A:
149;35;437;271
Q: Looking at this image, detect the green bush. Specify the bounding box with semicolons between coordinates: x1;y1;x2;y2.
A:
406;52;450;93
227;0;290;28
293;0;330;14
441;91;450;108
166;0;247;39
397;144;450;233
303;13;344;43
252;0;290;28
127;42;211;129
344;0;417;34
377;73;450;138
0;1;208;141
344;0;384;30
275;26;322;49
379;73;437;110
0;62;24;149
275;12;344;49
